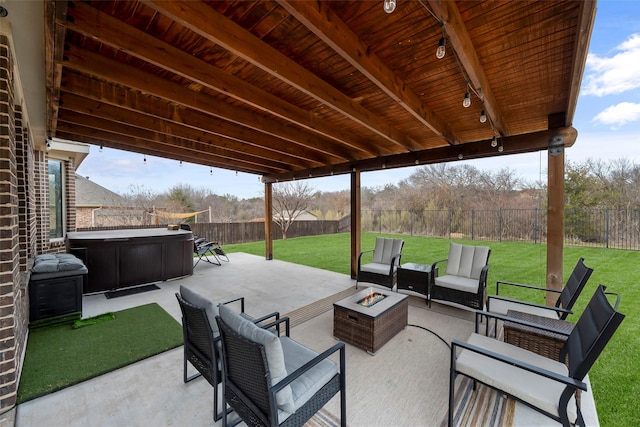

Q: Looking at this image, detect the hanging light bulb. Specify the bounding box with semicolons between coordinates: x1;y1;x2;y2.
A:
383;0;396;14
143;155;147;164
179;161;183;167
458;153;463;160
436;37;446;59
210;168;213;176
99;145;103;152
235;171;238;176
462;91;471;108
479;110;487;123
498;144;504;153
491;136;498;148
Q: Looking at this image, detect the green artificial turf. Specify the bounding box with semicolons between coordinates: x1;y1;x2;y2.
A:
224;232;640;426
18;303;183;404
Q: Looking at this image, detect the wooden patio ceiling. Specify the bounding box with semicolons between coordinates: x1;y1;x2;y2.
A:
46;0;596;183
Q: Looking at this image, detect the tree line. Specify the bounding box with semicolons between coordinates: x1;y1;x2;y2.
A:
114;158;639;226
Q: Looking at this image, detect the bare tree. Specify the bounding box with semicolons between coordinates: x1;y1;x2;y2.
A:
272;181;316;239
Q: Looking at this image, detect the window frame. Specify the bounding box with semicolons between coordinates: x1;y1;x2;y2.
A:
48;158;66;242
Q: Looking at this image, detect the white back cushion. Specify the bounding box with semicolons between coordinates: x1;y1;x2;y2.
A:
445;243;489;279
372;237;404;265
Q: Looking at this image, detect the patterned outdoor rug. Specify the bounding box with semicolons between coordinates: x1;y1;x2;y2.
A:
305;408;344;427
440;376;515;427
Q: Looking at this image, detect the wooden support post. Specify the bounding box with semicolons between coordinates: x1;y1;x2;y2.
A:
350;170;361;279
546;135;565;304
264;182;273;260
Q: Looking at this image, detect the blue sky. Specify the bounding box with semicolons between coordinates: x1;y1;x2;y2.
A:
76;0;640;199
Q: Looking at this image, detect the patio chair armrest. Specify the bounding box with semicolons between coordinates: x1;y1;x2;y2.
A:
431;258;448;271
221;296;246;313
496;280;562;295
451;338;586;391
252;311;280;324
390;252;403;271
271;342;346;394
487;295;572;316
357;249;374;267
474;310;572;337
260;316;291;337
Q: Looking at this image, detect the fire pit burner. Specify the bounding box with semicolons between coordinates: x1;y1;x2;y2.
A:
357;292;386;307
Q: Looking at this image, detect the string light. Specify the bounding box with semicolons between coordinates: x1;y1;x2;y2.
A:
143;155;146;164
480;110;487;123
179;161;182;167
383;0;396;13
462;91;471;108
210;168;213;176
99;145;103;152
498;143;504;153
491;136;498;148
436;37;446;59
458;153;463;160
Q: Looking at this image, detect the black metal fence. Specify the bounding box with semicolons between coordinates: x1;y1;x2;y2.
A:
362;208;640;250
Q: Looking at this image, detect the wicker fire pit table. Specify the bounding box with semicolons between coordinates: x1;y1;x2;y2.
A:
333;287;408;355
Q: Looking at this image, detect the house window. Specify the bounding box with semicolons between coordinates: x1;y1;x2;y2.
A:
48;159;64;239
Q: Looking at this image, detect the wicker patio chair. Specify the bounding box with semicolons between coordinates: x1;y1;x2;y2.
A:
216;305;346;427
430;242;491;310
175;286;279;421
356;237;404;290
487;257;593;320
450;285;625;427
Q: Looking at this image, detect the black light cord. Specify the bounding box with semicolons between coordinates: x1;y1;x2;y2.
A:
407;323;451;349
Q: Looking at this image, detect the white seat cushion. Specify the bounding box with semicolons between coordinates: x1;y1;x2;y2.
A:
277;337;338;423
487;297;559;319
434;274;479;293
445;243;489;280
360;262;394;275
456;333;577;423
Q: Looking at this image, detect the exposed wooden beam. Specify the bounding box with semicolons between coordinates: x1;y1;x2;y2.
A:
144;0;421;152
61;72;344;166
59;92;320;170
66;1;381;158
278;0;458;144
56;119;282;174
428;0;508;136
44;0;67;140
61;47;359;163
565;0;597;126
263;127;577;183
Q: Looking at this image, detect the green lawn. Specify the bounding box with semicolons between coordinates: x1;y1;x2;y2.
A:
224;232;640;426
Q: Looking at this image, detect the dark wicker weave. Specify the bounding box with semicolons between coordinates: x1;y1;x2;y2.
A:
175;293;279;421
504;310;575;362
429;259;490;310
216;316;346;427
333;297;408;354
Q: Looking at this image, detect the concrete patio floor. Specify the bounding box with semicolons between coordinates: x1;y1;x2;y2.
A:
4;253;599;426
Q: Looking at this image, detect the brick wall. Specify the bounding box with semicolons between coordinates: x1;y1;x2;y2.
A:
0;34;23;413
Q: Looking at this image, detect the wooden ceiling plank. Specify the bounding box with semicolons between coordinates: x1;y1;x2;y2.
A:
59;91;320;169
143;0;421;152
61;46;359;163
65;1;380;158
278;0;458;145
428;0;508;136
56;117;286;173
44;0;68;140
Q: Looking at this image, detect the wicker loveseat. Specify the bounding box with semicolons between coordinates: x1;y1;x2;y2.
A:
430;243;490;310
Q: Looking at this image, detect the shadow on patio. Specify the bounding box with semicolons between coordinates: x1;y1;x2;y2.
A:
12;253;599;427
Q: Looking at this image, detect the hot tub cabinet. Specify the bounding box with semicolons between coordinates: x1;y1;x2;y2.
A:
66;228;193;294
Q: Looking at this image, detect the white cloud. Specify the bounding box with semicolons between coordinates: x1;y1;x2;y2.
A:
582;33;640;96
592;102;640;128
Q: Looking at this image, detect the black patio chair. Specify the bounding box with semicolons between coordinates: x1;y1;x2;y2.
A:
216;304;346;427
175;286;279;421
181;223;229;266
356;237;404;290
487;257;593;320
450;285;625;427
